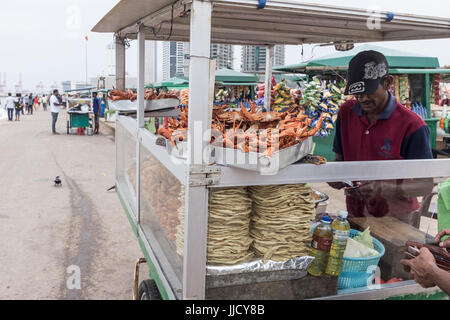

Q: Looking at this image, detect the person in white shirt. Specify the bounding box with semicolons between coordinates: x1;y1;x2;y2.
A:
42;95;48;111
5;93;16;121
50;89;65;134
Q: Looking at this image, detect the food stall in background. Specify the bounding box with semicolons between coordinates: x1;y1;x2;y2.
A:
93;0;450;300
153;69;259;106
213;68;258;106
64;87;96;135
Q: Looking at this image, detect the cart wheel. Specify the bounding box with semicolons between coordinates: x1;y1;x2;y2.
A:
67;121;70;134
138;279;162;300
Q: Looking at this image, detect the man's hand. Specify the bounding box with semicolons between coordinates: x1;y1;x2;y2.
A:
356;180;399;200
434;229;450;248
400;247;438;288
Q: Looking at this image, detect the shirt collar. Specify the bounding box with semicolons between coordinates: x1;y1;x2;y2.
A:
352;92;397;120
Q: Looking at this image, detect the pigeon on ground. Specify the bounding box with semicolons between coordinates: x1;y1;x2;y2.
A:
54;176;62;187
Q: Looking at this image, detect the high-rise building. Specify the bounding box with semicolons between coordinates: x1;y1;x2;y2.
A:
164;42;234;80
145;41;157;85
211;44;234;70
163;42;186;81
241;45;285;73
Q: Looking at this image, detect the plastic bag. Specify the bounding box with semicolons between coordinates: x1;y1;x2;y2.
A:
353;227;374;249
344;238;379;258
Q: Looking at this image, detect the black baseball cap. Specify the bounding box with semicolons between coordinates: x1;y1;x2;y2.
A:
344;50;389;96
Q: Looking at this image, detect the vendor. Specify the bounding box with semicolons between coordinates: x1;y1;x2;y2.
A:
92;92;101;134
329;50;434;220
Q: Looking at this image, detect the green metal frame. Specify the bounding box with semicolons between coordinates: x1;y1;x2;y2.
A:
69;113;90;128
384;291;447;300
117;188;171;300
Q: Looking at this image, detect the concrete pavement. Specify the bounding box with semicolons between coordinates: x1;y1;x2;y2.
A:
0;110;142;299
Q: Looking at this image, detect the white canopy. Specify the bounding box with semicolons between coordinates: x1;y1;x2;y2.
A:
92;0;450;45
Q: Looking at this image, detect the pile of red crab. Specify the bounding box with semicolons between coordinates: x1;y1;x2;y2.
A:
157;102;324;158
107;88;179;101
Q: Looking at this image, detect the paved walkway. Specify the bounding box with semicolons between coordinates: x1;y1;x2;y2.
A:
0;110;142;299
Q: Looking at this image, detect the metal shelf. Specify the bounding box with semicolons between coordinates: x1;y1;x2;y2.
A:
213;159;450;187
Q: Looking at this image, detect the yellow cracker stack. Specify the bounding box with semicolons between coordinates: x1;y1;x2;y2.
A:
249;184;315;262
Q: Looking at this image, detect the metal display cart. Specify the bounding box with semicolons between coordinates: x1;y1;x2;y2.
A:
66;98;93;135
92;0;450;300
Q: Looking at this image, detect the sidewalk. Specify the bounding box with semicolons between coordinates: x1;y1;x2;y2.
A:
0;110;141;299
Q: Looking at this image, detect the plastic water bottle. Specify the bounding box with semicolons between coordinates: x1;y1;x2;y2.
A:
325;211;350;276
308;216;333;277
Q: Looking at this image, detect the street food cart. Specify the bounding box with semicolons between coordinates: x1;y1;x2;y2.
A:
65;88;96;135
92;0;450;300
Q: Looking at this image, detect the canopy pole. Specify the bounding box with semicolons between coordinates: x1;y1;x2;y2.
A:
136;23;145;226
264;45;274;111
115;35;126;91
183;0;212;300
424;73;431;118
137;24;145;129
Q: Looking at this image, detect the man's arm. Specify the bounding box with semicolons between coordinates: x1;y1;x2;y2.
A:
396;178;434;198
401;231;450;296
400;248;450;295
432;267;450;296
357;178;434;200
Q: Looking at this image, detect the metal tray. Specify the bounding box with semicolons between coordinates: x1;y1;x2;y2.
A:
109;98;180;112
213;137;313;175
145;98;180;111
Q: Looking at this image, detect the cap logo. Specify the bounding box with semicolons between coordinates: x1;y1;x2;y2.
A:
364;61;387;80
348;81;365;94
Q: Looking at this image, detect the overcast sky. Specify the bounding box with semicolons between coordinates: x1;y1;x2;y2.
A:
0;0;449;91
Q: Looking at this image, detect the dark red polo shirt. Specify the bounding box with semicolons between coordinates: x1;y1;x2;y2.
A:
333;93;433;218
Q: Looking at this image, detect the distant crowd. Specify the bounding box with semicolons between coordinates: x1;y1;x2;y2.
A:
1;92;56;121
2;89;102;135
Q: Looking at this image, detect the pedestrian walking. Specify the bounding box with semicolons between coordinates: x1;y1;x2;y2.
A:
28;94;34;115
42;95;48;111
5;93;16;121
23;94;29;115
15;94;23;121
34;96;39;112
50;89;64;134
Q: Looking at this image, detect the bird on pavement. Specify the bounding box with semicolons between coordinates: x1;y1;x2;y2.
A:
54;176;62;187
